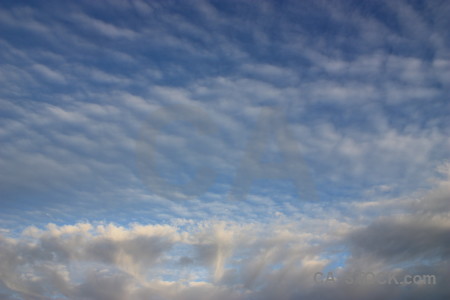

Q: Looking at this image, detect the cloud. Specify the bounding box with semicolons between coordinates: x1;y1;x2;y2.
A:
1;0;448;209
348;216;450;263
0;0;450;298
72;13;139;39
1;162;450;298
32;63;66;84
0;187;449;299
3;162;450;298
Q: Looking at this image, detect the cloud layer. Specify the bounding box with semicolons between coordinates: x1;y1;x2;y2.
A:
1;0;450;299
1;165;450;299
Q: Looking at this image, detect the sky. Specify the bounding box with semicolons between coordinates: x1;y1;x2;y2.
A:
0;0;449;299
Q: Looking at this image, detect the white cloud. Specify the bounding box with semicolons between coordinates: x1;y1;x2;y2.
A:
32;64;66;84
1;1;450;298
0;163;449;298
72;13;138;39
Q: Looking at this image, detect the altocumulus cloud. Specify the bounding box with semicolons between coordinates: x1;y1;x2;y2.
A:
1;0;450;299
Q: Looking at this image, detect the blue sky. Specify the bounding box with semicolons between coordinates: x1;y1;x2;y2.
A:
1;0;450;299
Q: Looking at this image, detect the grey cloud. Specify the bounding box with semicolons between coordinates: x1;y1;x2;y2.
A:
1;191;450;300
345;168;450;264
348;217;450;263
